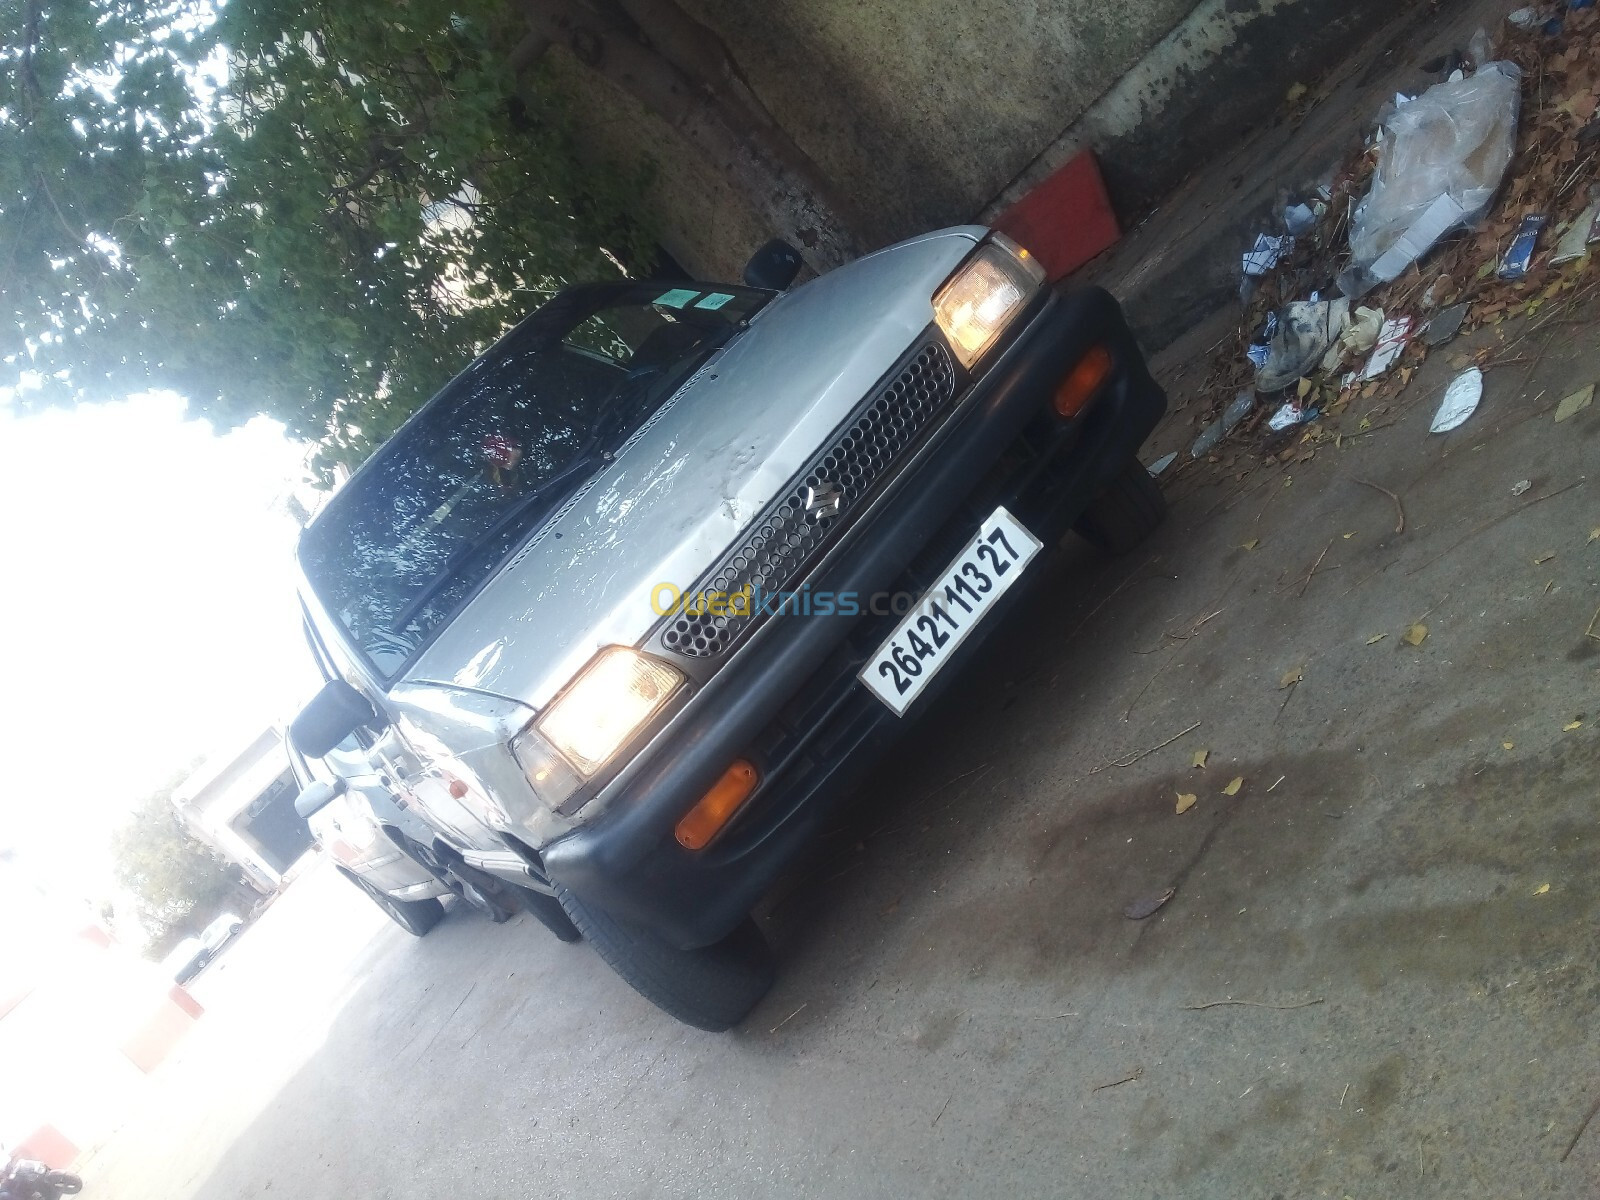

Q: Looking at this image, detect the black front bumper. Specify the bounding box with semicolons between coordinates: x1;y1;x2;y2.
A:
541;286;1166;948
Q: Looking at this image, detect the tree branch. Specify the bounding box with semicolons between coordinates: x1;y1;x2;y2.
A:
36;176;93;249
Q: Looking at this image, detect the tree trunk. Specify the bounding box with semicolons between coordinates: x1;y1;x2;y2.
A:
516;0;861;270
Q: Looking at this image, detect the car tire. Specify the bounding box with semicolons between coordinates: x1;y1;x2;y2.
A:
1074;457;1168;555
554;884;774;1031
340;868;445;937
518;887;583;943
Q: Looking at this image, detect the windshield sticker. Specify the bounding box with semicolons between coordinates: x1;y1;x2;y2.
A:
653;288;700;309
695;292;735;311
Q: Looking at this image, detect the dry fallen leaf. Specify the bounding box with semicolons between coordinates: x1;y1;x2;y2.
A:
1403;624;1428;646
1503;741;1515;750
1534;883;1550;896
1564;719;1584;732
1279;666;1303;689
1343;532;1356;539
1534;551;1556;565
1297;377;1313;398
1554;383;1594;423
1242;538;1260;551
1222;776;1244;797
1366;633;1387;645
1176;793;1198;815
1192;749;1209;769
1589;528;1600;545
1124;886;1176;920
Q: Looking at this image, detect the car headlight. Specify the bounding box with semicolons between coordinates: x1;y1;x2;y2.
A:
512;648;684;807
933;233;1047;368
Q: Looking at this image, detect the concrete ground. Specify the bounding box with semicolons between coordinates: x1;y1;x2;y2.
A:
84;296;1600;1198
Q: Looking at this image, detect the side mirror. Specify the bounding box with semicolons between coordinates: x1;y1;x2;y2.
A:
742;239;803;291
294;778;348;820
290;680;377;759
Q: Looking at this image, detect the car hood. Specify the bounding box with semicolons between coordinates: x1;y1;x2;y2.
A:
403;227;983;710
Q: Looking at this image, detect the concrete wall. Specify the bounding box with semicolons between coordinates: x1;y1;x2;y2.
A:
565;0;1415;281
686;0;1197;242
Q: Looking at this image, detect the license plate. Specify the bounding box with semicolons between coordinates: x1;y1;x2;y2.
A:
859;507;1043;715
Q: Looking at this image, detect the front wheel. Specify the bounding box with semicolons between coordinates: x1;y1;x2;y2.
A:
340;868;445;937
554;885;774;1031
1074;456;1168;555
46;1172;83;1196
518;887;582;943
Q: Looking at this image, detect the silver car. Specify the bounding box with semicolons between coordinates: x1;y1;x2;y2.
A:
290;228;1167;1028
288;735;454;935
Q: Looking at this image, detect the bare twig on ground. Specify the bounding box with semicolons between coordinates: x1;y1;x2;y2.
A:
1562;1093;1600;1162
1182;998;1324;1011
1125;569;1244;714
769;1004;807;1034
1062;554;1165;644
1124;655;1179;715
1342;557;1402;596
1586;604;1600;643
1089;721;1202;775
1256;476;1288;524
1275;677;1300;723
931;1094;952;1126
1416;593;1449;624
1406;479;1586;577
925;763;990;802
414;982;478;1061
1295;541;1333;599
1136;606;1226;653
1267;775;1285;793
1353;477;1406;534
1092;1067;1144;1093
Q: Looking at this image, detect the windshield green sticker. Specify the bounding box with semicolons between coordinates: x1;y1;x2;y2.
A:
695;292;735;311
653;288;700;309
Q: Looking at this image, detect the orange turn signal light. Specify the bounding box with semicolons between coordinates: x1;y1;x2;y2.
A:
675;760;759;850
1053;345;1113;418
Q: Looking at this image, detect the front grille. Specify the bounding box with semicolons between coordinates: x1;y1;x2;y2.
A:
663;338;958;658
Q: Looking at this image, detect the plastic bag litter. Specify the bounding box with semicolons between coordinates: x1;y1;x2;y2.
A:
1431;366;1483;432
1190;392;1256;458
1550;198;1600;264
1338;306;1384;357
1344;62;1522;294
1243;233;1294;277
1267;399;1319;432
1284;203;1318;235
1361;315;1414;380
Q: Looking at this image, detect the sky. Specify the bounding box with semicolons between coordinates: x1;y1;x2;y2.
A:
0;395;320;893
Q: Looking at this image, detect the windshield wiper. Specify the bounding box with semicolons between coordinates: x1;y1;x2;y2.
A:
387;449;606;634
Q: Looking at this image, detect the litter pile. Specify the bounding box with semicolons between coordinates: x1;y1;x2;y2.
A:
1180;5;1600;463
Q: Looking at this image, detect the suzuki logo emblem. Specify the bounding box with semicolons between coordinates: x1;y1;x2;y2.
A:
802;481;843;522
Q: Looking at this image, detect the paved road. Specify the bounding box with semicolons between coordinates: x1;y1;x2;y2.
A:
83;281;1600;1197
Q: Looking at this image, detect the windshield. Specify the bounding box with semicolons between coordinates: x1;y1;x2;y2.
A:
298;282;767;678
